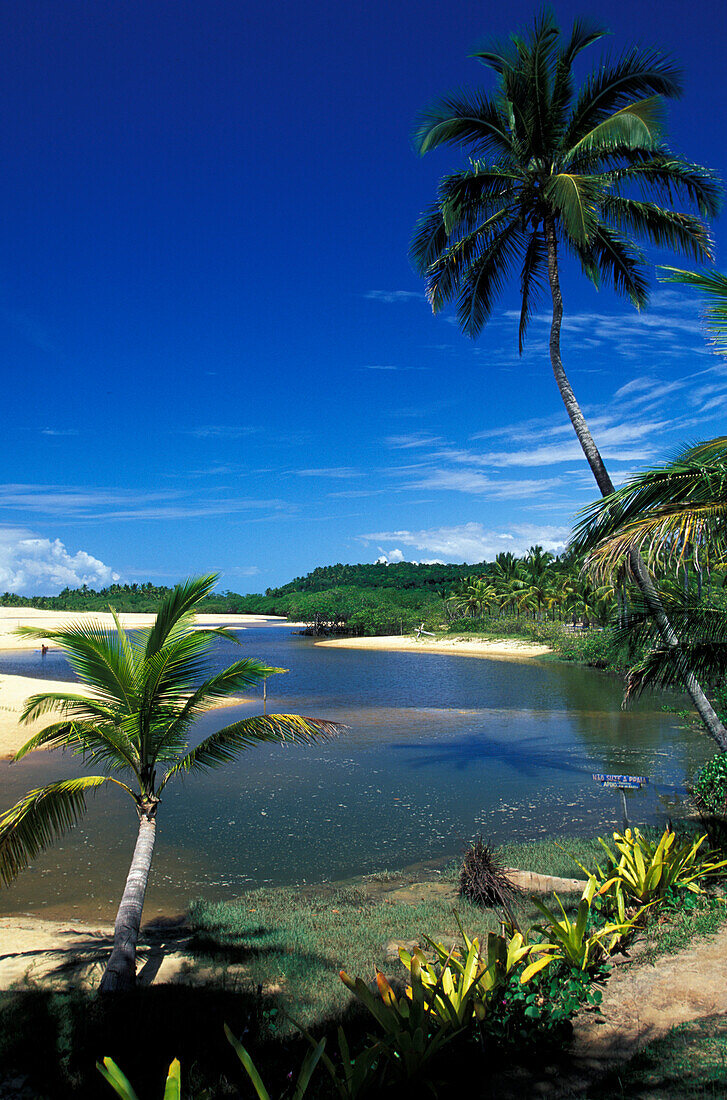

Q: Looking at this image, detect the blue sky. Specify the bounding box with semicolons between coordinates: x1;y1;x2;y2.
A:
1;0;726;594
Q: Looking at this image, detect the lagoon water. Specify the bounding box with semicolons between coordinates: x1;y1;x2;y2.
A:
0;623;711;920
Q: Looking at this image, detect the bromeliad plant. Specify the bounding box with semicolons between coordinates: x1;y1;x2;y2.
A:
591;827;727;907
531;877;641;974
0;575;340;993
399;917;551;1029
339;963;454;1085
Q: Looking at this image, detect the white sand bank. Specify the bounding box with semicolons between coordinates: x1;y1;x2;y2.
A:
314;634;552;660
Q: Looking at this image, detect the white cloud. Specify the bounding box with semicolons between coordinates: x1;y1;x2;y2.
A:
0;527;119;595
361;523;570;562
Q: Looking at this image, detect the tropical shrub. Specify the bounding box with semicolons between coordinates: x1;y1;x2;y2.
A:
591;828;727;907
397;921;545;1030
338;964;454;1083
531;877;640;973
693;753;727;816
485;960;603;1045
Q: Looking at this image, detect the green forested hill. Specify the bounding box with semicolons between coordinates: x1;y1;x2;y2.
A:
0;562;484;632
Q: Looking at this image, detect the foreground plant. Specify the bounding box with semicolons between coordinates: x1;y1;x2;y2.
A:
532;876;641;973
0;575;340;992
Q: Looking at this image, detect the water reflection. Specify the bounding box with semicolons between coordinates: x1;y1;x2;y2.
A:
0;623;713;919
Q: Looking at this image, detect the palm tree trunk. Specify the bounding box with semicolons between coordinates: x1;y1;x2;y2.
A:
544;216;727;751
99;810;157;993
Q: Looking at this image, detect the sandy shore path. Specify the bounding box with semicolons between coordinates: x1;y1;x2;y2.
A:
314;634;552;660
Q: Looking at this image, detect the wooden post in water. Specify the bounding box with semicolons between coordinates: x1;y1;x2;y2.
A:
263;680;267;715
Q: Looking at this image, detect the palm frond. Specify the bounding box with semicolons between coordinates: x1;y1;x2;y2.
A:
158;714;343;789
16;622;139;712
518;228;547;351
544;173;606;245
438;165;520;235
143;574;218;658
0;777;110;886
661;267;727;354
409;203;449;276
14;718;142;773
573;437;727;574
412;89;514;160
565;47;682;149
455;217;524;337
585;223;648;306
148;659;284;767
604;198;712;262
609;159;722;219
566;97;665;159
424;207;516;312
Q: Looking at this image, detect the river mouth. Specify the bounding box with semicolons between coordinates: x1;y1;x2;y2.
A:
0;622;707;920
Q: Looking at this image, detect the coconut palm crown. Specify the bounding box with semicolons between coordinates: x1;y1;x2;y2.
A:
410;10;719;489
0;575;340;991
410;9;727;748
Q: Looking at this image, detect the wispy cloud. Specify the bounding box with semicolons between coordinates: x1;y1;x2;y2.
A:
405;468;563;498
296;467;363;479
364;290;425;303
0;483;289;523
185;425;261;439
385;432;446;449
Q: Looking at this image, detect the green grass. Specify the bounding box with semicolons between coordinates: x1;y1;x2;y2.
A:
585;1014;727;1098
637;893;727;965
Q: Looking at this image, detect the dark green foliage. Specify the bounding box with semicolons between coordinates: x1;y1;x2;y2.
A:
485;961;604;1046
458;837;521;915
693;753;727;815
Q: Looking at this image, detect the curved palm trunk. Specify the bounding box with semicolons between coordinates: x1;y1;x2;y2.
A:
99;810;157;993
544;217;727;751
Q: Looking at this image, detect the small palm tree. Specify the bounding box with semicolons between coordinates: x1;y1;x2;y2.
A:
0;576;340;992
410;10;725;745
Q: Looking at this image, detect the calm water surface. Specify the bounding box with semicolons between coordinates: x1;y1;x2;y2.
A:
0;623;709;919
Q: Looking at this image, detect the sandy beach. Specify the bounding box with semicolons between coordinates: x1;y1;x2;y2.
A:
314;634;552;660
0;608;282;758
0;607;282;652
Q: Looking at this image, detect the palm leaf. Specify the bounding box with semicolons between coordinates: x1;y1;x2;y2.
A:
544;173;606;245
604;198;712;262
610;159;722;219
518;228;547;351
159;714;343;789
143;574;218;658
0;777;111;886
661;267;727;354
565;47;682;149
412;89;514;159
425;207;516;312
16;622;139;712
148;659;284;766
585;223;648;306
456;216;524;337
410;203;449;276
567;97;665;159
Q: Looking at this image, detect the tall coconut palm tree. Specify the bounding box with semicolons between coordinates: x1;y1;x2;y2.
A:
409;10;726;746
0;576;340;992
